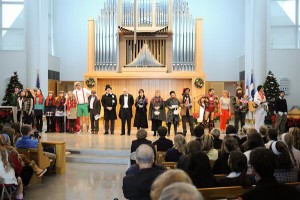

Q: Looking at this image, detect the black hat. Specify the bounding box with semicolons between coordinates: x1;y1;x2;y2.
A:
105;84;112;91
182;88;190;95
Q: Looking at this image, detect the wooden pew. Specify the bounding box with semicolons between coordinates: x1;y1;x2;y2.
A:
41;141;66;174
154;145;166;165
162;162;177;169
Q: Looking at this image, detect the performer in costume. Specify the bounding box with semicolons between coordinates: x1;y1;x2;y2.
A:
10;86;20;123
149;90;166;136
17;90;25;123
88;90;101;134
254;85;268;131
23;89;34;125
199;88;219;132
219;90;231;134
73;82;91;134
56;91;66;133
166;91;180;136
181;88;194;136
232;87;248;133
133;89;148;129
119;88;134;135
101;85;117;135
33;89;44;132
44;91;56;132
274;90;287;133
66;91;77;134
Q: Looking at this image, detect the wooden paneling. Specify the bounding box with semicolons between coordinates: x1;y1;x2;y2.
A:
97;78;192;127
48;80;58;95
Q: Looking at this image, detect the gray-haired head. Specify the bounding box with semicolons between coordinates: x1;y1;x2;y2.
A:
159;182;204;200
136;144;154;165
211;128;220;138
136;129;147;139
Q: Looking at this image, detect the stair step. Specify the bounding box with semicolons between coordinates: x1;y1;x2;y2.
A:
66;154;129;165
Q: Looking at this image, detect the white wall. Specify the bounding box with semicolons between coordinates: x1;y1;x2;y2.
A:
53;0;245;82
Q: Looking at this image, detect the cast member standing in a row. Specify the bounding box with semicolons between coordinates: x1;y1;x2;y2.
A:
33;89;44;132
23;89;34;125
181;88;194;136
133;89;148;130
44;91;56;132
88;90;101;134
219;90;231;134
10;86;20;123
66;91;77;133
101;85;117;135
232;87;248;133
274;90;287;133
73;82;91;134
254;85;268;131
166;91;180;136
149;90;166;136
56;91;66;133
119;88;134;135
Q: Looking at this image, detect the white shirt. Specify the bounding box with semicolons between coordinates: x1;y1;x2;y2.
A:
123;95;129;108
254;92;266;109
265;140;275;149
90;96;95;109
73;88;91;104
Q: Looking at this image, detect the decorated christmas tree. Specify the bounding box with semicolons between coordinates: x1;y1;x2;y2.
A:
263;70;280;124
2;72;23;106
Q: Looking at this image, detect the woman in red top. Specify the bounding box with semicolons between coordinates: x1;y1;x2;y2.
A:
66;91;77;133
44;91;56;132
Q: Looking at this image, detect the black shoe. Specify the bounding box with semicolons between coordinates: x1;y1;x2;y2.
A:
127;132;130;135
104;132;109;135
111;132;114;135
121;133;125;135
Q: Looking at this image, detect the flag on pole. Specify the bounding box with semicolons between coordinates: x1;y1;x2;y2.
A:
36;71;40;89
250;70;254;100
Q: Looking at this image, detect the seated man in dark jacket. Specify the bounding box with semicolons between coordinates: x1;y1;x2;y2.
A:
153;126;173;151
123;144;164;200
239;147;300;200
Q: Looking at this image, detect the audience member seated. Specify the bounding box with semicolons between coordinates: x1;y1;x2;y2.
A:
186;151;217;188
0;134;47;187
265;128;278;149
11;122;22;146
239;147;300;200
200;133;219;161
177;140;201;171
165;134;186;162
0;140;23;200
153;126;173;152
1;127;15;146
240;128;257;152
289;127;300;151
239;126;249;149
159;182;204;200
226;125;241;146
150;169;192;200
258;125;268;143
243;131;265;174
218;150;255;187
213;136;239;174
131;129;152;153
211;128;222;149
194;124;205;143
123;144;164;200
15;125;56;172
282;133;300;170
270;141;298;183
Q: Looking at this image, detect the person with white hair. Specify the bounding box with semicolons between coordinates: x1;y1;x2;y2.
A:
159;182;204;200
123;144;164;200
72;82;91;134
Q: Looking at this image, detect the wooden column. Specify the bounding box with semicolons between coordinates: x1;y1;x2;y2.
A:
87;19;95;73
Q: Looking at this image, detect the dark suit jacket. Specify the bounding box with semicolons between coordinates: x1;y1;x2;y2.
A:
123;168;164;200
130;139;152;153
88;96;101;115
119;94;134;118
153;137;173;152
101;93;117;120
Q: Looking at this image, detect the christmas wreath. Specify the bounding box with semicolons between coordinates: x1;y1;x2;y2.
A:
85;78;95;88
194;78;204;88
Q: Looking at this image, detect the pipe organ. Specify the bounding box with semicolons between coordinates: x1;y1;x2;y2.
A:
93;0;196;72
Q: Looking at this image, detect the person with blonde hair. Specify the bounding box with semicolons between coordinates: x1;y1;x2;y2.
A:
219;90;231;133
201;133;219;161
159;182;204;200
165;134;186;162
66;91;77;133
281;133;300;169
289;127;300;150
151;169;192;200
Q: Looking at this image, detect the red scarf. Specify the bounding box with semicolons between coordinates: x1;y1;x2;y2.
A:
34;95;43;105
45;96;56;107
259;92;265;101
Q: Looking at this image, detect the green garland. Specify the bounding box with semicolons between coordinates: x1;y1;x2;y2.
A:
85;78;95;88
194;78;204;88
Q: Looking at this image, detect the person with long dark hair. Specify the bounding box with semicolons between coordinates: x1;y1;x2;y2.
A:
56;91;66;133
218;150;255;187
186;151;217;188
44;91;56;133
133;89;148;129
23;89;34;125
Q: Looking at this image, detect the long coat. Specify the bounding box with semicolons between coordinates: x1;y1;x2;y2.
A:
118;94;134;119
133;96;148;128
166;97;181;123
148;96;166;121
101;93;117;120
88;96;101;115
180;95;193;116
